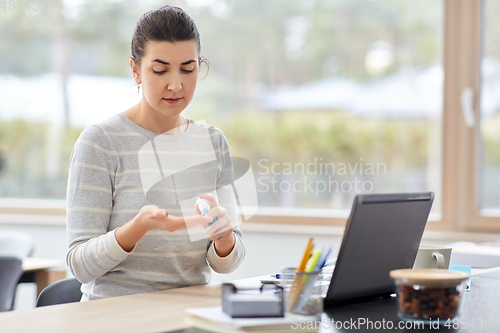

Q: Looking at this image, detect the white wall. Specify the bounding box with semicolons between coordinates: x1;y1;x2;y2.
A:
0;224;67;259
211;230;343;283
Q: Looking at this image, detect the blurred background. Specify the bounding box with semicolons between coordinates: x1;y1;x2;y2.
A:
0;0;451;214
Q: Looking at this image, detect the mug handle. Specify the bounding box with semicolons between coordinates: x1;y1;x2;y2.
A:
433;252;446;269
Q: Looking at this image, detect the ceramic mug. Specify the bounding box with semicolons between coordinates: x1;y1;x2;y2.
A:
413;244;452;269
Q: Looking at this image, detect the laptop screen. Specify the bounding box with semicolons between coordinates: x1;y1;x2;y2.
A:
324;192;434;305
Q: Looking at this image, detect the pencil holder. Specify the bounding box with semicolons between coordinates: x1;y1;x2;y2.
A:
280;267;323;317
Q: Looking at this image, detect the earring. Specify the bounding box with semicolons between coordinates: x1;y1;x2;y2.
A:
137;84;140;93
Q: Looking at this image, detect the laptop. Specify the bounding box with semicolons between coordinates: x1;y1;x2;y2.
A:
323;191;435;306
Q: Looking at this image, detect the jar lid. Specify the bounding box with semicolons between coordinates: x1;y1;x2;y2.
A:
390;269;469;282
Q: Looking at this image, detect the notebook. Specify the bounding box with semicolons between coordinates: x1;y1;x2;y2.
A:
184;306;318;333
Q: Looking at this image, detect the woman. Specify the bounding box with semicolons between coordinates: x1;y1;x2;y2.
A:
66;5;245;301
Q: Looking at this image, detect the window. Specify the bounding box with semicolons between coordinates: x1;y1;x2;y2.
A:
480;0;500;214
195;0;445;218
470;0;500;232
0;0;497;233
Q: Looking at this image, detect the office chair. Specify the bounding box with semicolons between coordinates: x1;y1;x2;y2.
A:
36;278;82;307
0;257;23;312
0;231;35;310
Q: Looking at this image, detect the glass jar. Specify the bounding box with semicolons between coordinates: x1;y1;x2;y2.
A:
390;269;469;324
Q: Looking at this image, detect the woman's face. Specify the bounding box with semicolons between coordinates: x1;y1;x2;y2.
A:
134;40;199;118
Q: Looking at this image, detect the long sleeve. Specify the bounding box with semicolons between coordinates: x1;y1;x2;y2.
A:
206;132;246;273
65;125;134;284
66;229;134;284
206;234;245;273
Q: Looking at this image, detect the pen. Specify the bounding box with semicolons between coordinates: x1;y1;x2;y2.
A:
315;246;331;271
289;249;322;311
286;238;313;310
297;238;314;272
294;247;330;312
305;249;322;273
271;273;294;279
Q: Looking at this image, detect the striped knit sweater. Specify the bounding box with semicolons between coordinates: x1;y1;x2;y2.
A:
66;112;245;301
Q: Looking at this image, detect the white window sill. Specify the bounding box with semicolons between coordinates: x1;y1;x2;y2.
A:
0;213;66;226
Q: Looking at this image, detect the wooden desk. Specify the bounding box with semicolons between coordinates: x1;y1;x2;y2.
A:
1;272;500;333
20;258;66;296
0;282;222;333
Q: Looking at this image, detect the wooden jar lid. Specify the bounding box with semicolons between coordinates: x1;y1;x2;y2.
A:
390;269;469;282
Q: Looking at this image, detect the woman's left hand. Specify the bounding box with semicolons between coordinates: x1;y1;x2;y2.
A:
195;193;236;257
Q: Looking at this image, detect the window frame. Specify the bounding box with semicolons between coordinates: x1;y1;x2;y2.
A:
443;0;500;234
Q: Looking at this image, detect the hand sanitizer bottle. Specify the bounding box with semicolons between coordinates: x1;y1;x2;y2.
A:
196;197;218;226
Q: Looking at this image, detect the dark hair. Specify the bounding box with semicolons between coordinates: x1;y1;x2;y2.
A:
130;5;209;72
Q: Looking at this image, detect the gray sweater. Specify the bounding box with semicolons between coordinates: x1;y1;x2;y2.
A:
66;113;245;301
